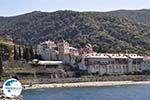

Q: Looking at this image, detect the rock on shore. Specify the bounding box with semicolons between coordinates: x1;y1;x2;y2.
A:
0;95;23;100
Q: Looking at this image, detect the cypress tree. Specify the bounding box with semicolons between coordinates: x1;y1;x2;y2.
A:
23;45;33;62
18;46;22;60
13;45;18;60
29;46;34;60
34;49;37;55
23;46;26;60
25;47;30;62
0;50;3;76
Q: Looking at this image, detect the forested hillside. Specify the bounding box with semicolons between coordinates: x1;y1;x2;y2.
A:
0;10;150;55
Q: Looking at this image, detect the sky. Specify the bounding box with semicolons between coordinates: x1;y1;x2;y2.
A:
0;0;150;16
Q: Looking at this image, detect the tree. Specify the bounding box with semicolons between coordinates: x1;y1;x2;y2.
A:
0;50;3;76
13;45;18;60
93;44;99;52
25;46;30;62
23;46;26;60
23;45;34;61
29;46;34;60
18;46;22;60
23;45;30;62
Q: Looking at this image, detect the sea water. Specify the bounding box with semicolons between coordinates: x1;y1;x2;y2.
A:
23;85;150;100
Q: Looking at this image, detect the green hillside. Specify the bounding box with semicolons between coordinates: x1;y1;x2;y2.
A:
0;10;150;55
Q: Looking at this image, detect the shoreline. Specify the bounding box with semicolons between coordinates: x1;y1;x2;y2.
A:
23;81;150;90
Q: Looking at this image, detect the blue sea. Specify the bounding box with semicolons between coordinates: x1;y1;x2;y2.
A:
23;85;150;100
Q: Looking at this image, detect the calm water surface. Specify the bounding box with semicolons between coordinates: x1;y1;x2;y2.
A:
23;85;150;100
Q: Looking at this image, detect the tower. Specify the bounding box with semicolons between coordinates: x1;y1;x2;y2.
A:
58;40;70;60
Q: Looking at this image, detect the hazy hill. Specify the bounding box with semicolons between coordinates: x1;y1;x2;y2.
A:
0;10;150;55
109;9;150;25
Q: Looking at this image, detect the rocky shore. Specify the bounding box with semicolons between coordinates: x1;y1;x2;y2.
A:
24;81;150;89
0;95;23;100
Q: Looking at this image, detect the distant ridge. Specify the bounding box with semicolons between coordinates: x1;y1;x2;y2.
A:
109;9;150;24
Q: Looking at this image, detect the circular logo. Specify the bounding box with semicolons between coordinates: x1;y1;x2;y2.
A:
2;79;23;98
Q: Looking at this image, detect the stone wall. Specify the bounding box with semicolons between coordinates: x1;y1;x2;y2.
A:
20;75;150;84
